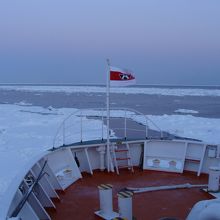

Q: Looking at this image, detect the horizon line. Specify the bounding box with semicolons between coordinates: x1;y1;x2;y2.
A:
0;83;220;87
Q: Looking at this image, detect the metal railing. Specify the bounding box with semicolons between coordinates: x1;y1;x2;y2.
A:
52;108;163;149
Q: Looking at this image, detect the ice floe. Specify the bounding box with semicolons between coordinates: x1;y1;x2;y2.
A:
1;85;220;97
174;109;199;114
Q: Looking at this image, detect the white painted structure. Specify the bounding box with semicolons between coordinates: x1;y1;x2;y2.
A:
208;167;220;192
2;108;220;220
187;199;220;220
117;191;133;220
95;184;119;219
1;138;220;220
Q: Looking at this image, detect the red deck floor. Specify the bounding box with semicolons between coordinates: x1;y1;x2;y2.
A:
48;168;214;220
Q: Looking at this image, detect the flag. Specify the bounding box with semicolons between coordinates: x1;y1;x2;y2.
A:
110;66;136;87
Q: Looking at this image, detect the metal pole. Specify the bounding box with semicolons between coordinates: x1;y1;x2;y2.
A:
124;110;127;140
63;121;65;145
102;110;104;141
80;110;83;143
106;59;111;172
145;118;148;139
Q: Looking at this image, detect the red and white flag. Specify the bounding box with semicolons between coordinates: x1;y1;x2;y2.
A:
110;66;136;87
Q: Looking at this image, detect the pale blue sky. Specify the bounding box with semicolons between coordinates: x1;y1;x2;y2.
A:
0;1;220;85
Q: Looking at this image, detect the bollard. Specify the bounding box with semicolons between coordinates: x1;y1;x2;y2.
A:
95;184;119;219
208;167;220;192
118;190;134;220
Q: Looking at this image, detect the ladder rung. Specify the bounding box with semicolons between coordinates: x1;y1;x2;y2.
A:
116;157;130;161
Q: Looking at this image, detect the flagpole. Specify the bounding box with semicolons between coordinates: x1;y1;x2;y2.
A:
106;59;110;172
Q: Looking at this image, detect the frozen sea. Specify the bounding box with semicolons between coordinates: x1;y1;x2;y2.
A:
1;84;220;118
1;84;220;142
1;84;220;215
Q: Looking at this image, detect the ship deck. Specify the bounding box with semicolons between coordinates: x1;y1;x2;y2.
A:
48;168;213;220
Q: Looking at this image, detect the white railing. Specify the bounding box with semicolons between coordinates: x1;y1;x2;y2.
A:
52;108;164;149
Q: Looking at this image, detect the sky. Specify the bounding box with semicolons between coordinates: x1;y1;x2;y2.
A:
0;1;220;85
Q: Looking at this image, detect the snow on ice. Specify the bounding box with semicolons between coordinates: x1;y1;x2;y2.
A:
0;104;109;203
174;109;199;114
78;109;220;144
1;85;220;96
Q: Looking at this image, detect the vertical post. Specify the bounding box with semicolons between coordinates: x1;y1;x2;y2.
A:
117;190;133;220
124;110;127;140
95;184;119;219
145;117;148;139
99;184;113;214
63;121;65;145
106;59;111;172
80;110;83;143
96;146;106;171
208;166;220;192
101;110;104;141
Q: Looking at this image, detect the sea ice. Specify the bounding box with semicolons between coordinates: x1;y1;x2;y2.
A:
1;85;220;97
174;109;199;114
81;109;220;144
0;104;109;205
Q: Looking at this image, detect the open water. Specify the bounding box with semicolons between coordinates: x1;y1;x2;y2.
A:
0;85;220;118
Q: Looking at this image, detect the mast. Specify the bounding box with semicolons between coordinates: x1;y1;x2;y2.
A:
106;59;110;172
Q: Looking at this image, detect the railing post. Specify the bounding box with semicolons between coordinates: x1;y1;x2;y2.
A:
80;110;83;143
124;110;127;140
145;117;148;139
102;111;104;141
63;121;65;145
54;108;163;149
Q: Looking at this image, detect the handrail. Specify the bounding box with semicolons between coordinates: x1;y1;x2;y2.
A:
78;107;162;134
52;108;163;149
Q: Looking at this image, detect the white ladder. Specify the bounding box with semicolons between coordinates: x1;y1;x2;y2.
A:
111;143;134;175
